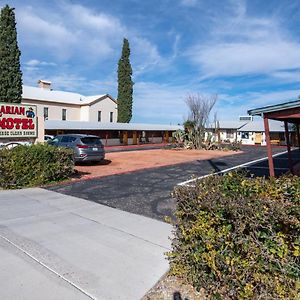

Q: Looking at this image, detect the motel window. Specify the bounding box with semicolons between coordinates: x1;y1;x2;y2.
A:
226;129;234;139
110;112;113;123
98;111;102;122
241;132;249;139
62;109;67;121
44;107;49;119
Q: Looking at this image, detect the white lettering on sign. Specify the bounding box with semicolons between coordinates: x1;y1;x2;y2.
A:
0;103;37;138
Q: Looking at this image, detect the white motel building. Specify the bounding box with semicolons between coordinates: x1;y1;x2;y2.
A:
206;116;292;146
20;80;181;146
0;79;292;147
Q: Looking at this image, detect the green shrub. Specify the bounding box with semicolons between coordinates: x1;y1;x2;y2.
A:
0;143;74;189
169;172;300;299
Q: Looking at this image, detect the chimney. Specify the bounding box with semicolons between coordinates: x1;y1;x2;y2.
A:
38;80;52;90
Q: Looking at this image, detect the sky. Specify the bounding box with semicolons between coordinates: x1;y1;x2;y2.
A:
2;0;300;124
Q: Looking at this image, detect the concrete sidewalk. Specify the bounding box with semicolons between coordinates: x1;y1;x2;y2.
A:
0;188;172;300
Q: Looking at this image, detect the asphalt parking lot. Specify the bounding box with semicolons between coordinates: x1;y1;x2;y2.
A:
46;146;287;221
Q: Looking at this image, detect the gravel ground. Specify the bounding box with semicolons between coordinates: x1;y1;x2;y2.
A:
74;148;238;179
143;274;207;300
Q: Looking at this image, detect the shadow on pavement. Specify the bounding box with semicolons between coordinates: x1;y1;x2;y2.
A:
242;149;300;177
207;160;228;173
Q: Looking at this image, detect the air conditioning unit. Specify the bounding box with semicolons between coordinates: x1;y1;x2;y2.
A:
239;116;253;121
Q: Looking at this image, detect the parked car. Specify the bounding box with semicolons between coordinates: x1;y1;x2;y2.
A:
48;134;105;163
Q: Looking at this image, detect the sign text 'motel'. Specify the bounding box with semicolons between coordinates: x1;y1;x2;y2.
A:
0;103;37;138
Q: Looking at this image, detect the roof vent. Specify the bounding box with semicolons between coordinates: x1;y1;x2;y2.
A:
239;116;253;121
38;80;52;90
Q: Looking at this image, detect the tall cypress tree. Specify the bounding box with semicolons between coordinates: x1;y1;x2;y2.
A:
0;5;22;103
117;38;133;123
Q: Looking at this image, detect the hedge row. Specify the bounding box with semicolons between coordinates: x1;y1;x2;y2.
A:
0;144;74;189
169;172;300;299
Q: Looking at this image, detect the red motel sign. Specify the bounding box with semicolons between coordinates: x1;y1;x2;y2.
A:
0;103;37;138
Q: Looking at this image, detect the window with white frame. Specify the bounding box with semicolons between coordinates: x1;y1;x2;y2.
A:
62;109;67;121
241;132;249;139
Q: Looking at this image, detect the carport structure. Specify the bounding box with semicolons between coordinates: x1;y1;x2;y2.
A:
248;100;300;177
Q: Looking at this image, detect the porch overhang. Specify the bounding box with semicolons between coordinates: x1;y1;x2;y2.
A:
248;99;300;176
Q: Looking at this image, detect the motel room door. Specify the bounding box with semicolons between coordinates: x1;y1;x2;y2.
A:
132;131;137;145
255;132;262;144
123;131;128;145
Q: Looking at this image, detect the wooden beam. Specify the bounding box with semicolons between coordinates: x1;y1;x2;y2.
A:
123;131;128;145
265;107;300;119
284;121;293;173
297;124;300;151
263;116;275;177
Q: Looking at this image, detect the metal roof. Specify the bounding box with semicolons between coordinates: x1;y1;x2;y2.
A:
248;99;300;116
207;120;248;129
237;120;288;132
45;120;183;131
22;85;116;106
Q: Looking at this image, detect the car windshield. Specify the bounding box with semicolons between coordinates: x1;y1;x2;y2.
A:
80;137;102;145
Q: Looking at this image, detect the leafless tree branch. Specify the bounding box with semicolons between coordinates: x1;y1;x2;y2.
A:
185;93;218;130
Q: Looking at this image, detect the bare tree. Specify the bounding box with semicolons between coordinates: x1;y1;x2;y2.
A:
185;93;217;130
182;93;218;149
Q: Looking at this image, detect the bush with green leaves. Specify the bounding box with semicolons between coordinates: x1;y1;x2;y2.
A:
0;143;74;189
169;172;300;299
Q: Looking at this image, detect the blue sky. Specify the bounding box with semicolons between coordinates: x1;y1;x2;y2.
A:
3;0;300;124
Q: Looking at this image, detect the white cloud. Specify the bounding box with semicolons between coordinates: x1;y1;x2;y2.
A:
187;1;300;78
17;7;77;59
65;3;124;35
15;3;163;73
132;80;300;124
271;70;300;83
133;81;194;123
25;59;56;67
217;89;300;120
131;37;163;76
192;40;300;78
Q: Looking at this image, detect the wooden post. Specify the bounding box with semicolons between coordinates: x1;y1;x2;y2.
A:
133;131;137;145
123;131;128;145
105;132;108;146
296;124;300;151
165;131;169;143
137;132;140;145
264;116;275;177
284;121;293;173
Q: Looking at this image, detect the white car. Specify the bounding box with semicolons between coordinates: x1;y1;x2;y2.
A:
44;135;54;141
0;141;33;149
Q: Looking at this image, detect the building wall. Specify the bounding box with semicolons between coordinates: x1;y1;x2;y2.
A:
22;99;80;121
237;131;286;146
36;116;45;143
80;105;90;121
205;129;238;143
237;131;255;145
23;97;118;123
219;130;237;143
87;98;118;123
